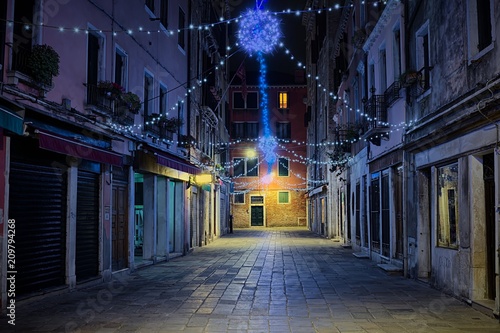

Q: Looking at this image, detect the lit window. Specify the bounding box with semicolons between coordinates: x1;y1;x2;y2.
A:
278;191;290;204
437;163;459;249
279;92;288;109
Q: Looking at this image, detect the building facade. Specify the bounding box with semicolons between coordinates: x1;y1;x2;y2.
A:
0;0;230;311
304;0;500;317
344;0;406;270
229;74;308;228
302;0;345;239
403;0;500;316
188;0;231;246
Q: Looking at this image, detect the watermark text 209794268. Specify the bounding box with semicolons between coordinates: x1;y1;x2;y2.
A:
7;218;16;326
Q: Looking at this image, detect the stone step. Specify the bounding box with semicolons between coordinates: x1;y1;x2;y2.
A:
352;252;369;259
378;263;403;275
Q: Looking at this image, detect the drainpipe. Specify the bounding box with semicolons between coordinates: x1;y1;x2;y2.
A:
401;0;409;279
402;150;409;278
186;0;192;143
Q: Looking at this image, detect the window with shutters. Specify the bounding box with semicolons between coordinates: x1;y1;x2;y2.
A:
278;191;290;204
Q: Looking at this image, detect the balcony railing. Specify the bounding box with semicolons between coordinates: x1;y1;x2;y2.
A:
144;115;160;137
12;46;31;75
363;95;389;146
112;113;135;126
178;134;196;148
364;95;388;130
407;67;431;98
86;83;113;113
336;122;365;153
384;80;401;107
161;128;174;141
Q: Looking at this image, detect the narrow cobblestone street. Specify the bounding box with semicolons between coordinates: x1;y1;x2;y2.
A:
4;227;500;332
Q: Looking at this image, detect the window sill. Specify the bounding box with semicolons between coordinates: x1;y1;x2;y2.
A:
160;23;171;37
144;5;156;19
468;43;494;66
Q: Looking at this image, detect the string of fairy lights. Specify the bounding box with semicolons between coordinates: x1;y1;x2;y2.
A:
5;0;408;189
228;152;326;194
2;0;389;36
2;0;410;137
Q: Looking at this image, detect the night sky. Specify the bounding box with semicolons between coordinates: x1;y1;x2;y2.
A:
227;0;307;81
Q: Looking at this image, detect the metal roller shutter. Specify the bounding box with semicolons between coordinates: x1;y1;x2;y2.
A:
9;161;67;295
76;170;100;281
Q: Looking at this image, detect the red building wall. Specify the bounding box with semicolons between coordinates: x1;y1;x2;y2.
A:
229;84;308;227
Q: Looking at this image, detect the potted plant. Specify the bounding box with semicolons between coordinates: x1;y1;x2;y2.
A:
400;70;419;87
97;81;124;100
27;44;60;89
121;92;142;114
159;116;183;132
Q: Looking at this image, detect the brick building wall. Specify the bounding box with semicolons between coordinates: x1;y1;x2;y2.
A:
232;190;307;228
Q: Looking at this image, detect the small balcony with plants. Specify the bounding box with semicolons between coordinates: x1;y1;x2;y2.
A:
401;67;432;99
178;134;197;149
8;44;60;97
113;92;141;126
384;80;402;107
86;81;141;125
145;114;182;140
335;122;363;153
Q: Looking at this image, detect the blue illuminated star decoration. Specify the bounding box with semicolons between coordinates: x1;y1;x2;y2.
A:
238;2;281;174
237;8;282;55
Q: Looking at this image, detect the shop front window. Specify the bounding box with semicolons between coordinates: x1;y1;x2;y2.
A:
437;163;459;249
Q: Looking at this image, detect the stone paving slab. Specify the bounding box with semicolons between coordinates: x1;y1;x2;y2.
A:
1;227;499;332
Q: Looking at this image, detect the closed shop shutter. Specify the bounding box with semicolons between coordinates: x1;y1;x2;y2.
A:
10;160;67;295
76;170;100;281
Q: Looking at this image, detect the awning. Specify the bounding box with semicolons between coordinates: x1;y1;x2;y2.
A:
0;105;23;135
38;131;123;166
157;154;200;175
